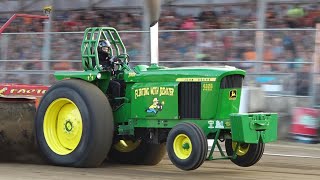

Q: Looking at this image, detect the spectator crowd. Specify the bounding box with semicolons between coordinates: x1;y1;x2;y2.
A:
0;2;318;88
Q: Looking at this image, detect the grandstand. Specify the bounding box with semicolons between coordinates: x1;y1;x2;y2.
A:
0;0;319;101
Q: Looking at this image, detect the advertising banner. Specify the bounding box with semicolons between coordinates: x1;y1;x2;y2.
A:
291;107;319;143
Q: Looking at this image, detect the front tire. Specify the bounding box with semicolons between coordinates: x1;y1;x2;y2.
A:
166;122;208;171
35;79;114;167
225;139;264;167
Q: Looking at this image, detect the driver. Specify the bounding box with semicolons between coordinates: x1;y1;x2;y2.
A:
97;39;114;71
97;39;122;108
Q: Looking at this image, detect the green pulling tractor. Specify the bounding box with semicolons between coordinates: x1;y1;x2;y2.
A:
34;27;278;170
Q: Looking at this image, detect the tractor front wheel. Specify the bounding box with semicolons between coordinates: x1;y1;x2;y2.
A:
166;122;208;171
225;139;265;167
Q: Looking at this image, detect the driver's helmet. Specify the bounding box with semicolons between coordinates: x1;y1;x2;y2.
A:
98;39;111;54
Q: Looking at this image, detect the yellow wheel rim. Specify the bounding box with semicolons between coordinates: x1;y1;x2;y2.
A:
114;140;141;152
232;142;250;156
44;98;83;155
173;134;192;159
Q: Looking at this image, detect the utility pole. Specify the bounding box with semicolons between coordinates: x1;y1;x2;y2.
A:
41;0;53;85
255;0;266;73
312;24;320;107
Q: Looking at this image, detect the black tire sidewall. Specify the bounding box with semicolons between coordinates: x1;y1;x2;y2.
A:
225;139;264;167
167;123;207;170
35;79;113;167
108;141;166;165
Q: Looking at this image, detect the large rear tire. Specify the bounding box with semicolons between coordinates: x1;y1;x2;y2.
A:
225;139;264;167
166;122;208;171
108;139;166;165
35;79;114;167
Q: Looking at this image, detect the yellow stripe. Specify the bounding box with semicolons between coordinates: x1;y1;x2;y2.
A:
176;78;216;82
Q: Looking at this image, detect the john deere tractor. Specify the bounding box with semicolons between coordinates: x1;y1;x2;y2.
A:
34;27;277;170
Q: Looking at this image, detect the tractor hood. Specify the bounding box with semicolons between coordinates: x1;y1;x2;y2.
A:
126;64;246;83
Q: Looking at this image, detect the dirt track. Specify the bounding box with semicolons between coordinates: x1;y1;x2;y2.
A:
0;141;319;180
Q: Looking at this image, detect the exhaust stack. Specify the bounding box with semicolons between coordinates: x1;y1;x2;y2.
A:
146;0;161;65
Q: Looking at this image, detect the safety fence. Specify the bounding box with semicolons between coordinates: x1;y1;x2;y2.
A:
0;29;318;102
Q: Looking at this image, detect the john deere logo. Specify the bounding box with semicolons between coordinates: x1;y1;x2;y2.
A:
229;90;237;100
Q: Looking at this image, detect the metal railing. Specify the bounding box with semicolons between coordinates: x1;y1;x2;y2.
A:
0;28;318;104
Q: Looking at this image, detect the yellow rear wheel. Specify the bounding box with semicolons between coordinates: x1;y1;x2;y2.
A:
35;79;114;167
231;142;250;156
225;139;265;167
44;98;83;155
113;140;141;153
108;139;166;165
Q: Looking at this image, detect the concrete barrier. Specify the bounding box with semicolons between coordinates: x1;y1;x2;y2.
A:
239;86;266;113
265;95;312;114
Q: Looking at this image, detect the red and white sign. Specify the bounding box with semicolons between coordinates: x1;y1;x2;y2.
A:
291;107;320;137
0;83;49;98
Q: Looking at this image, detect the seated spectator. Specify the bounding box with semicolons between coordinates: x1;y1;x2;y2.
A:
242;45;256;70
295;64;311;96
282;32;296;55
285;4;305;28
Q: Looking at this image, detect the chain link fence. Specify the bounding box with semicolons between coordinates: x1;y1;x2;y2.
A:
0;29;318;100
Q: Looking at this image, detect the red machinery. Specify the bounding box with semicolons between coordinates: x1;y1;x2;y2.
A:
0;9;51;163
0;8;51;104
0;14;49;34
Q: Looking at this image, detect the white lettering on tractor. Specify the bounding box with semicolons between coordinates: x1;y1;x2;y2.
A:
208;120;215;129
215;121;224;129
134;87;174;99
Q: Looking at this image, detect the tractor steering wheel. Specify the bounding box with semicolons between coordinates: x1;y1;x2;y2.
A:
117;53;130;64
112;53;130;72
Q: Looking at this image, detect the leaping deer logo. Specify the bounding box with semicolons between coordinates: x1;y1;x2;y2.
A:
0;87;8;96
